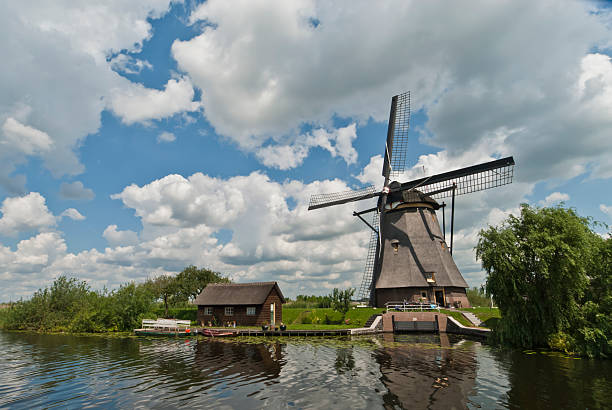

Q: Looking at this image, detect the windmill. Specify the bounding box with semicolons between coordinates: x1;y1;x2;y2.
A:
308;92;515;307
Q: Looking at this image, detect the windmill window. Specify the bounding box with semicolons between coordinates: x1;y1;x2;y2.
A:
391;239;400;253
425;272;436;283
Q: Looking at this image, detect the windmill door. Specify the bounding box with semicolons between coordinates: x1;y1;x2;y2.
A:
435;290;445;307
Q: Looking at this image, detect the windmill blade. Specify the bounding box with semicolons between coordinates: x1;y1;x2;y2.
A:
357;211;379;301
308;186;379;210
382;91;411;179
398;156;515;198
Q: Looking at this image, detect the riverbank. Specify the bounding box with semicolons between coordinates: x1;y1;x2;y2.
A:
1;304;498;333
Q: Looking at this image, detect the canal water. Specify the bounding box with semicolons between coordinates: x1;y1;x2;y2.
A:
0;331;610;409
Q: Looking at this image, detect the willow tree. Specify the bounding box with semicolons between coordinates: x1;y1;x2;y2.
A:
476;204;600;349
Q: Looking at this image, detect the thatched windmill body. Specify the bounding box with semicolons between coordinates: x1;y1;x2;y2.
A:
308;92;515;307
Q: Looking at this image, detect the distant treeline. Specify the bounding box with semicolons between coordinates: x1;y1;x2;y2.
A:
286;288;355;313
466;287;492;307
287;294;332;309
0;266;228;333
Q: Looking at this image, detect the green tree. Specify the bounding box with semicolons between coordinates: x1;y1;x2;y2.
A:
175;266;230;302
466;287;492;307
476;204;600;350
574;235;612;358
108;282;156;331
144;275;179;317
290;294;332;308
330;288;355;313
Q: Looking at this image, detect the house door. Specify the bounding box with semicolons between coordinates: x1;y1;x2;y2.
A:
270;303;275;326
435;290;445;307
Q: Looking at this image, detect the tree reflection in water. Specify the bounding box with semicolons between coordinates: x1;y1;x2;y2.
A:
335;347;356;374
496;348;612;409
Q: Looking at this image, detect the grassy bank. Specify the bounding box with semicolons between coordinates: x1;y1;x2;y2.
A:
439;309;473;327
461;307;501;328
282;307;384;328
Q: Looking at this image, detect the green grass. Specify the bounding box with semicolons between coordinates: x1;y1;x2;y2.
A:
459;307;501;328
345;307;385;327
282;307;384;328
283;324;352;330
439;309;473;327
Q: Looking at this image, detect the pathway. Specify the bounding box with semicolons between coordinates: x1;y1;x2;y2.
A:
460;311;482;327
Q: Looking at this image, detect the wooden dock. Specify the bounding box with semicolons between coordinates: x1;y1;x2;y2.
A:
195;328;351;337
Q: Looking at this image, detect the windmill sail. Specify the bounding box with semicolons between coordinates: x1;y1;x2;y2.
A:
357;210;379;301
308;185;378;210
307;91;516;308
398;156;515;198
382;91;410;179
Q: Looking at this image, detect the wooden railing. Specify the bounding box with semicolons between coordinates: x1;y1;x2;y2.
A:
385;301;440;312
141;319;191;331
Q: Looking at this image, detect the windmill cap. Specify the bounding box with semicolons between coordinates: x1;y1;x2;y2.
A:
387;188;441;210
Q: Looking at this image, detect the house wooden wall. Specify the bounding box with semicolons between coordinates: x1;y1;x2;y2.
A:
442;287;470;308
197;287;283;326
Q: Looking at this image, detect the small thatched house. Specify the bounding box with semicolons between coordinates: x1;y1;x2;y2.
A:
194;282;285;326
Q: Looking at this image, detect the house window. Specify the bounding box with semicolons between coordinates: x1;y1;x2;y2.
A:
203;307;213;315
246;307;256;316
225;307;234;316
421;292;427;298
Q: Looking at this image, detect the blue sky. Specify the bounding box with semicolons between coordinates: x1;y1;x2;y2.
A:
1;0;611;301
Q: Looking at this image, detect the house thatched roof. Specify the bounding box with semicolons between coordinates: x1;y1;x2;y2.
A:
194;282;285;306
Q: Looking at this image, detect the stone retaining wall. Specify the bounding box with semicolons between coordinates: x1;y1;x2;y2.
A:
381;311;490;339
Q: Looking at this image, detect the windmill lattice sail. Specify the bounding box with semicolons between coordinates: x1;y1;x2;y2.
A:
399;157;515;198
382;91;411;179
357;211;379;301
308;185;378;210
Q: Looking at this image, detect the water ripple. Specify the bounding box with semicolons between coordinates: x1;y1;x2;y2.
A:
1;332;611;409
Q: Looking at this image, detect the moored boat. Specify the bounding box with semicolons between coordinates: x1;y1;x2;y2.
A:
200;328;235;337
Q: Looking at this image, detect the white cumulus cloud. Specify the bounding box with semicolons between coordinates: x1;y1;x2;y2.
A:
170;0;612;182
539;192;570;206
256;123;358;169
157;131;177;143
0;192;56;236
1;117;53;155
60;208;85;221
0;1;182;191
108;77;201;125
109;54;153;75
103;225;139;246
